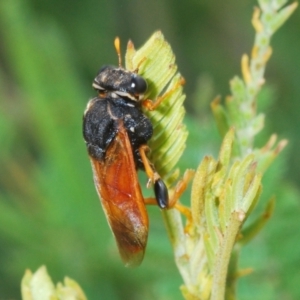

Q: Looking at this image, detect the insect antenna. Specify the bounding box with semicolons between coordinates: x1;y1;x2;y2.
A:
114;37;122;67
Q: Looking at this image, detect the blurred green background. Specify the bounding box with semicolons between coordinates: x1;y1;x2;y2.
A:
0;0;300;299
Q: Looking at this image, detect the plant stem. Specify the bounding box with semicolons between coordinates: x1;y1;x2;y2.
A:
211;212;242;300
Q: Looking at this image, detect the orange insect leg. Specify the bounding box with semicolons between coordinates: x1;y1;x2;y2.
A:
142;77;186;111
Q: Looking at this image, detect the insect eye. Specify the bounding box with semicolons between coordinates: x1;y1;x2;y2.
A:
130;75;147;94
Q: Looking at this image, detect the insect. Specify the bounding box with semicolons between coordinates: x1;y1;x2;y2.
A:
83;37;170;267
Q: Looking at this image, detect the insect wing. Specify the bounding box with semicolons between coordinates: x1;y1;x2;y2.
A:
90;124;149;267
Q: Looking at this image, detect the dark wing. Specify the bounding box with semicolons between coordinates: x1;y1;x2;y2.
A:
89;123;148;267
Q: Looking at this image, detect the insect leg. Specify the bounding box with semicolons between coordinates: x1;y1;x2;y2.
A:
139;145;169;209
142;77;185;111
138;145;159;182
168;170;195;231
168;169;194;208
145;170;195;233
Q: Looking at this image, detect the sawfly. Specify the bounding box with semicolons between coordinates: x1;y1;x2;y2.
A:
83;37;173;267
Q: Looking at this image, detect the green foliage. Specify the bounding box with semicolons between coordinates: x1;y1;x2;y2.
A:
178;1;297;299
22;266;87;300
125;31;188;185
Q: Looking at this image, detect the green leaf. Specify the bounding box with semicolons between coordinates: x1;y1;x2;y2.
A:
125;31;188;185
21;266;57;300
270;2;298;33
21;266;87;300
211;96;230;138
239;196;275;245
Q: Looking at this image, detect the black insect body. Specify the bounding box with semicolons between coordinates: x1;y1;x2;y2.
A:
83;90;153;170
